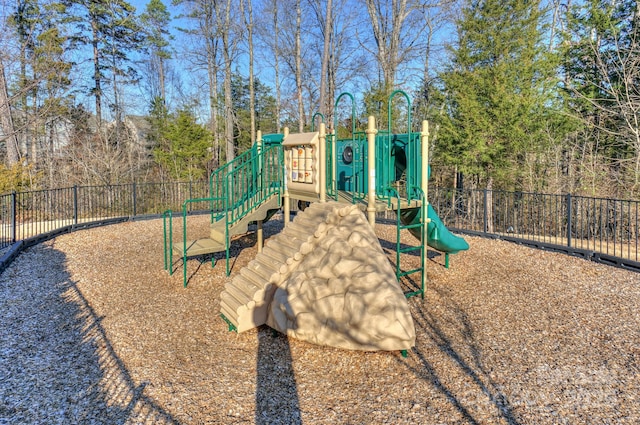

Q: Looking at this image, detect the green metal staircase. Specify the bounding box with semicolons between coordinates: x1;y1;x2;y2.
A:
163;144;283;286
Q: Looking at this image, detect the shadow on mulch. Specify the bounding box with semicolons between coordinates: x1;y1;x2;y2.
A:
255;326;302;425
396;285;522;425
0;245;180;424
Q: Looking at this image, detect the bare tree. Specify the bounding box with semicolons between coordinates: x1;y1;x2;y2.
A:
244;0;256;142
318;0;333;118
256;0;283;133
175;0;223;166
363;0;410;91
272;0;281;133
0;55;20;166
563;2;640;193
362;0;426;92
295;0;304;132
415;0;456;86
221;0;235;161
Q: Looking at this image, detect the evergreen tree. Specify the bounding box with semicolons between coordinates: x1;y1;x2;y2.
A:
438;0;558;190
140;0;172;105
153;108;212;180
146;96;170;177
7;0;72;170
230;73;278;153
64;0;144;126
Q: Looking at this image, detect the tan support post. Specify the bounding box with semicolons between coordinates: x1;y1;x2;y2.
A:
256;220;263;253
256;130;264;252
319;122;327;203
366;116;377;226
421;121;429;197
283;127;290;226
421;120;430;294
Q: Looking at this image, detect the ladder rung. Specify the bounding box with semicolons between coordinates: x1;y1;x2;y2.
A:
405;290;423;299
398;268;423;278
399;246;422;254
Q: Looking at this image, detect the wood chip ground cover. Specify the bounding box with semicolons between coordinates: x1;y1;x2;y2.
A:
0;215;639;424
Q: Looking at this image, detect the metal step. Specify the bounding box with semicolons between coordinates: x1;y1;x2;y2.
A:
173;238;225;256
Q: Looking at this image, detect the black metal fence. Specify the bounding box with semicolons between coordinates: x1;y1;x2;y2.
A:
430;188;640;271
0;180;210;248
0;181;638;272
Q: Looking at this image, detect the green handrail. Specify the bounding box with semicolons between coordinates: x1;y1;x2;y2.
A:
334;92;356;137
311;112;325;131
383;90;412;200
326;130;335;199
334;91;366;204
167;143;284;285
209;145;258;221
218;144;283;275
222;144;283;229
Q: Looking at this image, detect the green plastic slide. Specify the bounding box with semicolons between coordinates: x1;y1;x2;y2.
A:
399;205;469;254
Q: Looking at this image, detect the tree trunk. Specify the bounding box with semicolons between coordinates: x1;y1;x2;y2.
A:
159;55;166;103
0;57;20;166
222;0;234;162
272;0;281;133
91;20;102;126
486;176;494;233
201;0;219;169
208;54;219;168
295;0;304;132
247;0;256;142
318;0;332;118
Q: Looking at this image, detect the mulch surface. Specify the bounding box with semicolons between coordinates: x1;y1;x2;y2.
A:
1;214;639;424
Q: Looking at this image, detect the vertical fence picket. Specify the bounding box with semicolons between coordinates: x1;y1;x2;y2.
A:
73;185;78;225
567;193;572;249
483;189;488;234
11;191;16;244
132;182;137;217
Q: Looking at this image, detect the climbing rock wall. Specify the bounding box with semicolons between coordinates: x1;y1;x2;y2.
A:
266;203;415;351
220;201;416;351
220;202;338;333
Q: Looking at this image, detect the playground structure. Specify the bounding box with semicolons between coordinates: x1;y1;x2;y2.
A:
163;90;468;352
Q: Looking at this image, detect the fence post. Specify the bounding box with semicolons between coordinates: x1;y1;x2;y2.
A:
566;193;572;248
73;185;78;225
132;182;137;218
483;189;488;234
11;191;16;243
